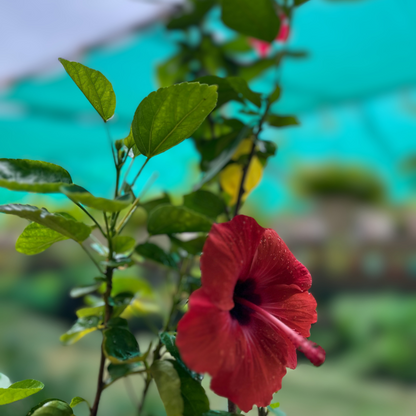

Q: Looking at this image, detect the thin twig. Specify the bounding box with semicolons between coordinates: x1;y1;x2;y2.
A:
79;243;105;275
71;201;106;237
104;122;117;169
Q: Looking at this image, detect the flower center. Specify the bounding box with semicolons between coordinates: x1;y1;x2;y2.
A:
230;278;261;325
234;296;326;367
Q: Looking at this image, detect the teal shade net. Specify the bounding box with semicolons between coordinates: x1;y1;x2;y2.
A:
1;0;415;213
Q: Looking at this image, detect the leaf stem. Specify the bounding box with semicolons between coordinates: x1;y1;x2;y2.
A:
79;243;105;275
71;201;106;237
104;122;117;170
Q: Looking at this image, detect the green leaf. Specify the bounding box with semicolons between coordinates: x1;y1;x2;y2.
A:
294;0;310;6
238;56;277;81
172;361;209;416
132;82;218;158
147;205;212;235
0;159;72;193
268;85;281;104
61;185;132;212
140;194;171;214
160;333;202;382
203;412;237;416
69;396;90;409
111;276;153;297
0;379;44;405
227;77;262;107
103;318;147;364
222;35;252;53
170;235;206;256
221;0;280;42
0;374;11;389
194;76;241;108
112;236;136;255
135;242;178;269
183;190;225;219
60;316;100;345
167;0;216;30
269;402;280;409
150;360;183;416
0;204;91;242
70;283;100;298
16;222;69;255
123;128;141;157
195;125;251;188
76;305;104;319
27;399;74;416
267;114;299;128
59;58;116;122
106;362;143;385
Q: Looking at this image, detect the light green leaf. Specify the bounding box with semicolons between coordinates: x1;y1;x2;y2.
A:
16;222;69;255
60;316;100;345
0;204;91;242
0;159;72;193
269;402;280;409
70;283;100;298
221;0;280;42
132;82;218;158
61;185;132;212
147;205;212;235
27;399;74;416
0;379;44;405
0;374;11;389
151;360;184;416
111;276;153;297
267;114;300;128
172;361;209;416
135;242;178;269
123;128;141;157
69;396;90;409
59;58;116;121
183;190;225;219
112;236;136;255
76;305;104;319
103;318;147;364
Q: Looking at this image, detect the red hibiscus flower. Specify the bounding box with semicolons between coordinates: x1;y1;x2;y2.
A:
176;215;325;412
250;13;290;58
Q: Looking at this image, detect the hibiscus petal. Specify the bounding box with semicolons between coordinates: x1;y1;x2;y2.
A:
209;312;290;413
249;229;312;291
201;215;264;310
176;288;244;376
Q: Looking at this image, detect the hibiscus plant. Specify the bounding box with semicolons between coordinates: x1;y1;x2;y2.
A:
0;1;324;415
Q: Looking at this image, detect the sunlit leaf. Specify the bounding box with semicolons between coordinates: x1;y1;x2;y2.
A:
70;283;100;298
76;306;104;319
60;316;100;345
151;360;183;416
183;190;225;219
0;379;44;405
0;159;72;193
103;318;147;364
135;242;178;268
69;396;90;409
110;276;153;297
59;58;116;121
27;399;74;416
147;205;212;235
61;185;132;212
220;156;263;206
0;204;91;242
132;82;218;158
16;222;69;255
112;236;136;255
221;0;280;42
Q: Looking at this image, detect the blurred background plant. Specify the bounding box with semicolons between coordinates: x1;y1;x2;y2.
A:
0;0;415;415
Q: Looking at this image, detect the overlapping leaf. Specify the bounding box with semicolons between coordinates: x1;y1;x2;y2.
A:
0;379;44;405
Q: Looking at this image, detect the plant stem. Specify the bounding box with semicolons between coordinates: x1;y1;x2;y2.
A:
104;122;117;169
137;375;151;416
131;157;150;189
233;100;272;217
72;201;106;237
228;399;237;413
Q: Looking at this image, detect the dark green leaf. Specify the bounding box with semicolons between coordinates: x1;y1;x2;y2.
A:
167;0;216;29
294;0;310;6
170;235;206;256
183;190;225;219
160;333;203;382
268;85;281;104
69;397;90;409
195;125;251;188
238;57;278;81
257;140;277;157
140;194;171;214
147;205;212;235
0;379;44;405
61;185;132;212
135;242;178;269
103;318;146;364
227;77;262;107
194;76;241;108
112;236;136;255
0;204;91;242
106;362;143;385
60;316;100;345
132;82;218;158
59;58;116;121
172;361;209;416
27;399;74;416
0;159;72;193
150;360;183;416
267;114;300;128
221;0;280;42
222;35;252;53
16;222;69;255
